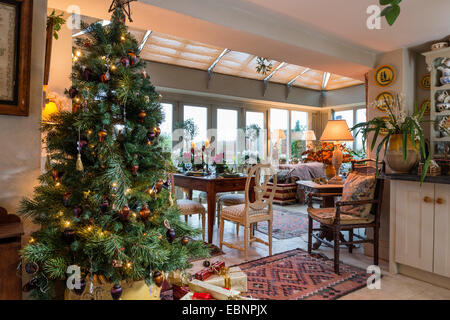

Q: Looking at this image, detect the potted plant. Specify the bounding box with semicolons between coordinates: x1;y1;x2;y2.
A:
351;94;430;182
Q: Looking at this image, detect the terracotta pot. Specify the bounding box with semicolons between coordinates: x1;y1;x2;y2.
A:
386;134;420;173
324;163;336;180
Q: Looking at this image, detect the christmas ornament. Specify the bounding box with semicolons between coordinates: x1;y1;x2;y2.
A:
153;127;161;138
73;103;82;113
79;140;88;149
83;68;93;81
121;57;130;68
169;193;174;207
63;228;75;244
164;219;176;243
63;192;72;207
181;236;189;246
25;262;39;275
76;128;84;172
73;278;86;296
203;260;211;268
73;206;83;218
84;40;91;48
131;165;139;175
52;170;61;181
127;51;137;66
22;278;39;292
119;206;130;221
98;129;108;142
100;199;109;213
112;259;123;268
147;132;156;142
69;87;78;99
110;284;123;300
138;110;146;123
155;180;164;193
109;0;137;22
139;205;150;222
153;271;164;287
100;71;111;83
142;70;147;78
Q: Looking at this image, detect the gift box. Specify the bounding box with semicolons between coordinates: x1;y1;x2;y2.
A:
194;261;225;281
204;267;248;292
188;279;241;300
172;285;190;300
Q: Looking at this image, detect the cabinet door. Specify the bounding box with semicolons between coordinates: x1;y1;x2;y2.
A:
394;181;434;272
434;184;450;277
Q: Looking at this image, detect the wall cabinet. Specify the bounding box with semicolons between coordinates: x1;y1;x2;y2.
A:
391;180;450;278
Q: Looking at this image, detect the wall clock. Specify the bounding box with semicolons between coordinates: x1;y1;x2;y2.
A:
421;99;431;116
420;74;431;90
375;91;395;112
374;65;396;87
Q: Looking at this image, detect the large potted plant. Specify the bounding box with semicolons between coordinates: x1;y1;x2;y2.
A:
352;94;429;182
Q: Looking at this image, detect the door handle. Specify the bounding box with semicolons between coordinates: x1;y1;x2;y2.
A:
436;198;445;205
423;196;433;203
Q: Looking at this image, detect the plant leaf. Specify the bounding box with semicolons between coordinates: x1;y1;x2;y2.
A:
402;131;408;162
420;153;431;184
385;4;401;26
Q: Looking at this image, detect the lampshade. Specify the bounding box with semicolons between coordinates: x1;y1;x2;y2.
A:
320;120;354;142
303;130;317;141
272;129;286;140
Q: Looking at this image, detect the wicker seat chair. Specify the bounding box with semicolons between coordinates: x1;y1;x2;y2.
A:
170;174;205;242
219;164;277;261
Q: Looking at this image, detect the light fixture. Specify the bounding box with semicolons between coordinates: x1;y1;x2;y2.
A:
320;120;354;184
303;130;317;151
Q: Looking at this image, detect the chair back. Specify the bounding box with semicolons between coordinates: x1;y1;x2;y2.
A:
245;164;277;212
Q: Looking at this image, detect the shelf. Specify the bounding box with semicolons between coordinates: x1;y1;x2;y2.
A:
423;47;450;57
434;136;450;142
433;84;450;92
434;110;450;116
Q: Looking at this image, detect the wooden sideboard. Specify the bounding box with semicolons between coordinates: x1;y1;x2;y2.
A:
0;207;24;300
389;176;450;288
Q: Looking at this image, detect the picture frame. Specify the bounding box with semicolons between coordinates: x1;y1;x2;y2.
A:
0;0;33;116
374;65;396;88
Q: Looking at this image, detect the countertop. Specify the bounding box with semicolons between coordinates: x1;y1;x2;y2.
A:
382;173;450;185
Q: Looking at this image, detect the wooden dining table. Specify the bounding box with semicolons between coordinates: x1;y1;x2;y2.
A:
173;174;255;243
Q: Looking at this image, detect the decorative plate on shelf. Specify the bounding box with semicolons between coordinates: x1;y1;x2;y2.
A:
375;91;395;112
374;65;396;87
420;74;431;90
380;116;391;136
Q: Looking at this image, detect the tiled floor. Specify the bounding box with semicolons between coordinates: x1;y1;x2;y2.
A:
185;203;450;300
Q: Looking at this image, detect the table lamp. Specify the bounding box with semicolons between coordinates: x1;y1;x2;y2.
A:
320;120;354;184
303;130;317;150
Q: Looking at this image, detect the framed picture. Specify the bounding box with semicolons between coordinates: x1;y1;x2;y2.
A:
0;0;33;116
374;65;396;87
375;91;395;112
420;73;431;90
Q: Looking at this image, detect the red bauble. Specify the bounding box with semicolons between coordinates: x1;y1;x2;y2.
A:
73;206;83;218
147;132;156;142
63;192;72;207
121;57;130;68
73;104;82;113
111;284;123;300
119;206;130;222
131;165;139;175
127;52;137;66
100;72;110;83
139;205;151;222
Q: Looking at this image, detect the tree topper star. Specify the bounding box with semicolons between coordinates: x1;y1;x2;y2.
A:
109;0;137;22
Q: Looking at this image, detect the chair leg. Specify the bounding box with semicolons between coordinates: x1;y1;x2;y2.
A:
244;225;249;262
307;216;313;254
373;226;379;266
349;229;354;254
217;202;221;226
201;212;206;243
219;217;225;250
236;223;240;236
268;219;273;256
185;215;188;223
334;228;340;275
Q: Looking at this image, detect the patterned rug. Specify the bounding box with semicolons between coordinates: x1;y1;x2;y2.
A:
256;209;317;240
236;249;370;300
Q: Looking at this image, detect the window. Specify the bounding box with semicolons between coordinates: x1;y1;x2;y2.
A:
270;109;289;162
355;108;367;152
333;107;367;154
217;109;238;163
184;105;208;144
245;111;265;162
160;103;173;151
291;111;308;159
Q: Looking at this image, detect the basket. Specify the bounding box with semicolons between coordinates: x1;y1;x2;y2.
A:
418;161;441;177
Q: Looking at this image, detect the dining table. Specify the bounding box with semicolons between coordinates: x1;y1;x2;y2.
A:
173;173;255;243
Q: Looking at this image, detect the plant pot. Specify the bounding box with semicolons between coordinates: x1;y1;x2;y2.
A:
324;163;336;180
386;134;420;174
214;164;226;174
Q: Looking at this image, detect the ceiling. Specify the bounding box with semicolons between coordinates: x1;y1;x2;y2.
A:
74;20;363;91
215;0;450;53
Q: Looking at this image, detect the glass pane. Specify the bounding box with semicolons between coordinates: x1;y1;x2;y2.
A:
184;105;208;144
270;109;289;163
217;109;238;163
334;109;354;150
355;108;367;153
246;111;265;162
160;103;173;151
291;111;308;159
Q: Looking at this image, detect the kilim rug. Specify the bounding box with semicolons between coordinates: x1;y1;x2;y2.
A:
256;209;318;240
235;249;370;300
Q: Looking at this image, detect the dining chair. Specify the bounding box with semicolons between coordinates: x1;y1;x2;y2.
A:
307;159;385;274
170;174;206;242
219;164;277;261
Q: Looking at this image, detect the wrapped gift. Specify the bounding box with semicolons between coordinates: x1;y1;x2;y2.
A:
194;261;225;281
204;267;248;292
188;279;255;300
172;285;190;300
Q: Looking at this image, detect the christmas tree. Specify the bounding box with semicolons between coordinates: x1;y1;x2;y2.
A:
19;8;208;300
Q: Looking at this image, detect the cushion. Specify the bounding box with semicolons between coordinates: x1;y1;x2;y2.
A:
307;207;374;225
177;199;205;215
341;172;377;218
221;204;269;220
219;194;245;206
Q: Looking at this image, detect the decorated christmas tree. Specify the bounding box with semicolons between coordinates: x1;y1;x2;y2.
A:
19;8;208;300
